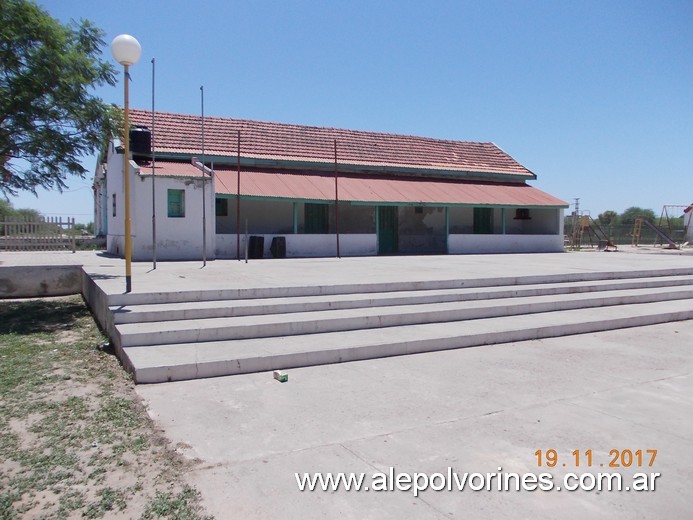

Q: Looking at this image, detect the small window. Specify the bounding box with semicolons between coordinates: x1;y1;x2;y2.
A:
215;197;229;217
112;193;116;217
167;189;185;218
514;208;531;220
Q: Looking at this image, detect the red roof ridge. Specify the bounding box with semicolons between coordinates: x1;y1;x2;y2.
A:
125;108;535;179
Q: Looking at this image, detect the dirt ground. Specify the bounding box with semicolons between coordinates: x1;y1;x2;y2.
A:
0;296;212;519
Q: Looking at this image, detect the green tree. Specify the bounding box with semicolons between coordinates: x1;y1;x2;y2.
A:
13;207;41;221
597;210;619;226
0;199;41;233
620;207;657;227
0;199;13;221
0;0;120;197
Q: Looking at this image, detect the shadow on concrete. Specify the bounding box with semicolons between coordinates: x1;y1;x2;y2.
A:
86;273;121;280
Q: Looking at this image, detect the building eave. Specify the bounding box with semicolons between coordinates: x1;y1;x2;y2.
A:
146;151;537;182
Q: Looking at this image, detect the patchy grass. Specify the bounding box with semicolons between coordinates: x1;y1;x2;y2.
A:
0;296;212;519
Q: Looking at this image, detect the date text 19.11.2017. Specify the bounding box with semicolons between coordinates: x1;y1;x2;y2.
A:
535;449;657;468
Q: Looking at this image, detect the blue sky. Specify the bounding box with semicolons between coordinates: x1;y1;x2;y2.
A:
11;0;693;223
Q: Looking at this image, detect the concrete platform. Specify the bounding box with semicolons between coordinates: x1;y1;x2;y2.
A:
84;250;693;304
3;248;693;301
99;258;693;382
3;249;693;516
136;319;693;519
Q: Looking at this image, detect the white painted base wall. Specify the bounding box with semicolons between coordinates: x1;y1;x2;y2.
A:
448;234;564;254
107;234;216;261
214;233;563;258
216;234;377;258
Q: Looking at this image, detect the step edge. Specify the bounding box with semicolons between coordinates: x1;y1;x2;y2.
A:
131;309;693;383
118;292;693;347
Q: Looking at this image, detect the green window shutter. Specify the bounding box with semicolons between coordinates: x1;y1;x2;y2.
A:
168;189;185;218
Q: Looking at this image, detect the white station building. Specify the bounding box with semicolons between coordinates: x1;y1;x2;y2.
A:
94;109;568;261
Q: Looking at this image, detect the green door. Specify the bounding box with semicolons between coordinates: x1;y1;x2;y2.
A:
304;203;329;234
473;207;494;234
378;206;398;254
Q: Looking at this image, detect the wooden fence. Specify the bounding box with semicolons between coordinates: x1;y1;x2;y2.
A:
1;216;76;252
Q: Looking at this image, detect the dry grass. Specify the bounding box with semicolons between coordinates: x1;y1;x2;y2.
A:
0;296;212;519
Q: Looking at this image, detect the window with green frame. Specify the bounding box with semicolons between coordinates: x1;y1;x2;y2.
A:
215;197;228;217
167;189;185;218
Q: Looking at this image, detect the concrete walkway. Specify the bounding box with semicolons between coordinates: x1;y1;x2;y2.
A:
138;319;693;519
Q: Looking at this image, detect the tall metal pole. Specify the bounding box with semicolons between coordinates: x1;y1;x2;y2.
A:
334;139;340;258
236;129;241;261
151;58;157;269
123;64;133;293
201;85;207;267
110;34;140;292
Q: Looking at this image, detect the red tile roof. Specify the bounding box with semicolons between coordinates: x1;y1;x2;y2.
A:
128;109;535;179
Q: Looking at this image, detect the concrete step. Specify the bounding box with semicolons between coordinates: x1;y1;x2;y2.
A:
124;299;693;383
106;267;693;306
111;274;693;324
115;285;693;347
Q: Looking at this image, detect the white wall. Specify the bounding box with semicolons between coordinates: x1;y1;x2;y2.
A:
448;234;564;254
505;208;561;235
93;167;107;236
131;174;215;261
105;143;215;261
216;231;564;257
105;146;125;257
216;233;377;258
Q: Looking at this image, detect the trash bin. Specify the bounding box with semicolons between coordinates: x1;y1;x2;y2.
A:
248;236;264;259
270;236;286;258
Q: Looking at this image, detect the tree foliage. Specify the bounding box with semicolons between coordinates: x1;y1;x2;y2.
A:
619;206;657;226
597;210;619;226
0;199;40;232
0;0;120;197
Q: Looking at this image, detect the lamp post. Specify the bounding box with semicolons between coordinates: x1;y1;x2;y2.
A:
111;34;141;293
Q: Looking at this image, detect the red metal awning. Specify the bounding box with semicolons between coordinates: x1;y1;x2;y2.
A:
137;161;567;207
214;169;568;207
